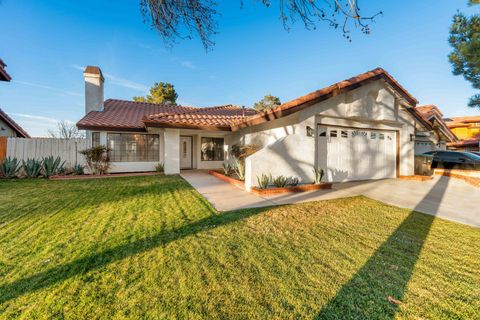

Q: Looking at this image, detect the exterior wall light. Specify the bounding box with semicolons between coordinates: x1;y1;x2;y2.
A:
306;126;314;137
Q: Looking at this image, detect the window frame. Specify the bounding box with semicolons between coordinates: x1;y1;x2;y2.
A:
200;137;225;161
106;132;160;162
91;132;101;147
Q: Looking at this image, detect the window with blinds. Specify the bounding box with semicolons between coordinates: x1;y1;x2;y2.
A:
107;133;159;162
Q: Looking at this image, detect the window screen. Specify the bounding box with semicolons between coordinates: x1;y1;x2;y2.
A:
201;137;224;161
107;133;159;162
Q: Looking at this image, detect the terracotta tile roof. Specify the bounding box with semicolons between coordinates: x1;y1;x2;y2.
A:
415;105;457;142
77;68;418;132
77;99;197;131
144;105;258;130
446;115;480;128
231;67;418;131
0;108;30;138
76;99;257;131
0;59;12;82
447;138;480;148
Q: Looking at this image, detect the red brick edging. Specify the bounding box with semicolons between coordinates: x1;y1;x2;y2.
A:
398;175;433;181
208;170;332;194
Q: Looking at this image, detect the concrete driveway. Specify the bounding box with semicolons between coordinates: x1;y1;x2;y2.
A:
181;171;480;227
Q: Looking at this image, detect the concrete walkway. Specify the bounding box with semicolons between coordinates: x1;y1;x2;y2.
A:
181;171;480;227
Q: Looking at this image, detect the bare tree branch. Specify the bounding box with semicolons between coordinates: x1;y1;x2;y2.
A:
140;0;382;49
48;121;85;139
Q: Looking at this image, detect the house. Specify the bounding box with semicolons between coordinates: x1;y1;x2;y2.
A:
0;108;30;138
0;59;12;82
413;105;457;154
445;116;480;151
77;66;430;189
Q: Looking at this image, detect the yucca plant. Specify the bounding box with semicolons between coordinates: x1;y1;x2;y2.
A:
313;167;325;184
232;157;245;181
222;161;231;175
256;173;270;189
0;157;20;178
41;156;65;178
272;175;289;188
288;177;299;186
22;158;42;178
73;164;85;175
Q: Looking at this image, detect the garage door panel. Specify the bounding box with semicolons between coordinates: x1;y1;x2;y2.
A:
318;126;396;182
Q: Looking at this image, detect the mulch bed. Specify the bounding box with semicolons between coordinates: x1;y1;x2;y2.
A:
433;169;480;188
50;172;162;181
398;175;433;181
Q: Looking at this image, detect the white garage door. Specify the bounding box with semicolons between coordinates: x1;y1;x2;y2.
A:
317;125;397;182
415;141;434;155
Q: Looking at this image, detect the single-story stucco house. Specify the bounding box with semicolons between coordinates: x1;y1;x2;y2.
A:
77;66;441;190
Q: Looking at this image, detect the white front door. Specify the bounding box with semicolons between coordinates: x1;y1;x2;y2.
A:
180;136;193;169
317;125;397;182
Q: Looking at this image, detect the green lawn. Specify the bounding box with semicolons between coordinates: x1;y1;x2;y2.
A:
0;175;478;319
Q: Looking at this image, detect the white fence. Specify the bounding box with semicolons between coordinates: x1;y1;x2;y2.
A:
6;138;90;168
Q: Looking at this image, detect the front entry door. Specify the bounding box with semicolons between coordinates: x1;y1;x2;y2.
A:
180;136;193;169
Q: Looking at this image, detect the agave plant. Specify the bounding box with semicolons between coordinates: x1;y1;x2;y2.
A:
41;156;66;178
22;158;42;178
232;157;245;181
272;175;289;188
73;164;85;175
288;177;299;186
256;173;271;189
313;167;325;184
0;157;20;178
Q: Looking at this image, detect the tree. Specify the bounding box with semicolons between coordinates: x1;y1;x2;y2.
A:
140;1;382;50
448;1;480;108
133;82;178;105
48;121;85;139
253;95;281;112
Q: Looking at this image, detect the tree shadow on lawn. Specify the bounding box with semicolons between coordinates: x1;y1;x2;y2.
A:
0;206;271;305
316;176;450;319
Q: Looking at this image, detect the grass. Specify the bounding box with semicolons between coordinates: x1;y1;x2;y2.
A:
0;175;478;319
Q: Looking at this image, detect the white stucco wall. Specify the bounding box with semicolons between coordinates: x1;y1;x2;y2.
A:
239;80;416;189
164;129;180;174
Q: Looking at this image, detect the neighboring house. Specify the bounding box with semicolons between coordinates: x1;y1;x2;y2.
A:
77;66;425;189
0;59;12;82
413;105;457;154
445;116;480;151
0;108;30;138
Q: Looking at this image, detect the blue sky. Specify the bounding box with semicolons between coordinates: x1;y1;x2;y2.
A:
0;0;478;136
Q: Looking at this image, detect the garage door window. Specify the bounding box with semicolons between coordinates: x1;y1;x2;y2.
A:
370;132;376;139
319;128;327;137
341;130;348;138
330;130;337;138
379;133;385;140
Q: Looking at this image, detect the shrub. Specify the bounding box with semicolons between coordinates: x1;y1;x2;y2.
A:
22;158;42;178
0;157;20;178
155;162;164;173
232;157;245;181
222;161;231;175
79;145;111;175
230;144;260;159
41;156;66;178
73;164;85;175
257;173;270;189
313;167;325;184
272;175;289;188
288;177;299;186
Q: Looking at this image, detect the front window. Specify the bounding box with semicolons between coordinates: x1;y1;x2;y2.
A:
201;137;224;161
107;133;159;162
92;132;100;147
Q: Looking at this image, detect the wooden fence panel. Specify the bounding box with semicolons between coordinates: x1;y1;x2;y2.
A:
0;137;7;161
6;138;90;168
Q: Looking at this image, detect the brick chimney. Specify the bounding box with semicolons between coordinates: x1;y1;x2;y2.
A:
83;66;104;114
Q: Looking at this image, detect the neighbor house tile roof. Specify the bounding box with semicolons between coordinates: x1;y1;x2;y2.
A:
446;115;480;128
77;68;419;132
0;108;30;138
0;59;12;82
447;138;480;148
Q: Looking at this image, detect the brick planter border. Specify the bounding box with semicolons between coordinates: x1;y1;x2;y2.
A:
398;175;433;181
208;170;245;189
251;183;332;195
208;170;332;194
